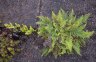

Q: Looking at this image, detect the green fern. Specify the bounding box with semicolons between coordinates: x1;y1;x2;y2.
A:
37;9;94;58
0;32;20;62
4;23;35;35
4;23;15;29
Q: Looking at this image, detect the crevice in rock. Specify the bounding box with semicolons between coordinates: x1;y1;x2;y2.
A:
38;0;42;16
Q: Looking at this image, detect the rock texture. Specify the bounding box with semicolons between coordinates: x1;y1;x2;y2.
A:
0;0;41;27
0;0;96;62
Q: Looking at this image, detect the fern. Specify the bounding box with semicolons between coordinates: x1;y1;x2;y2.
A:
0;31;20;62
4;23;35;35
4;23;15;29
37;9;94;58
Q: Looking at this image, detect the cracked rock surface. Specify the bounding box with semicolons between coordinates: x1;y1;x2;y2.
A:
0;0;96;62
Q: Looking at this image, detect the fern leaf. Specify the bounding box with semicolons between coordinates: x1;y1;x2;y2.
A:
73;42;81;55
65;37;73;52
42;47;50;56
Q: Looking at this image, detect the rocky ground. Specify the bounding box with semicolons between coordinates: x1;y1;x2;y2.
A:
0;0;96;62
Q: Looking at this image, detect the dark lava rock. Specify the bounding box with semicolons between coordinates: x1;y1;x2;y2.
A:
12;33;20;40
0;0;96;62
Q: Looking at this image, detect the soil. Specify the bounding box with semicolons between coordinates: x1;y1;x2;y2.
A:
0;0;96;62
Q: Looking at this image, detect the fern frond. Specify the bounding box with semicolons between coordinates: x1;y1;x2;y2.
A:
37;9;94;58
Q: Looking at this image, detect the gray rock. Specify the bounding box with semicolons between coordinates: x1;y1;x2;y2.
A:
0;0;96;62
